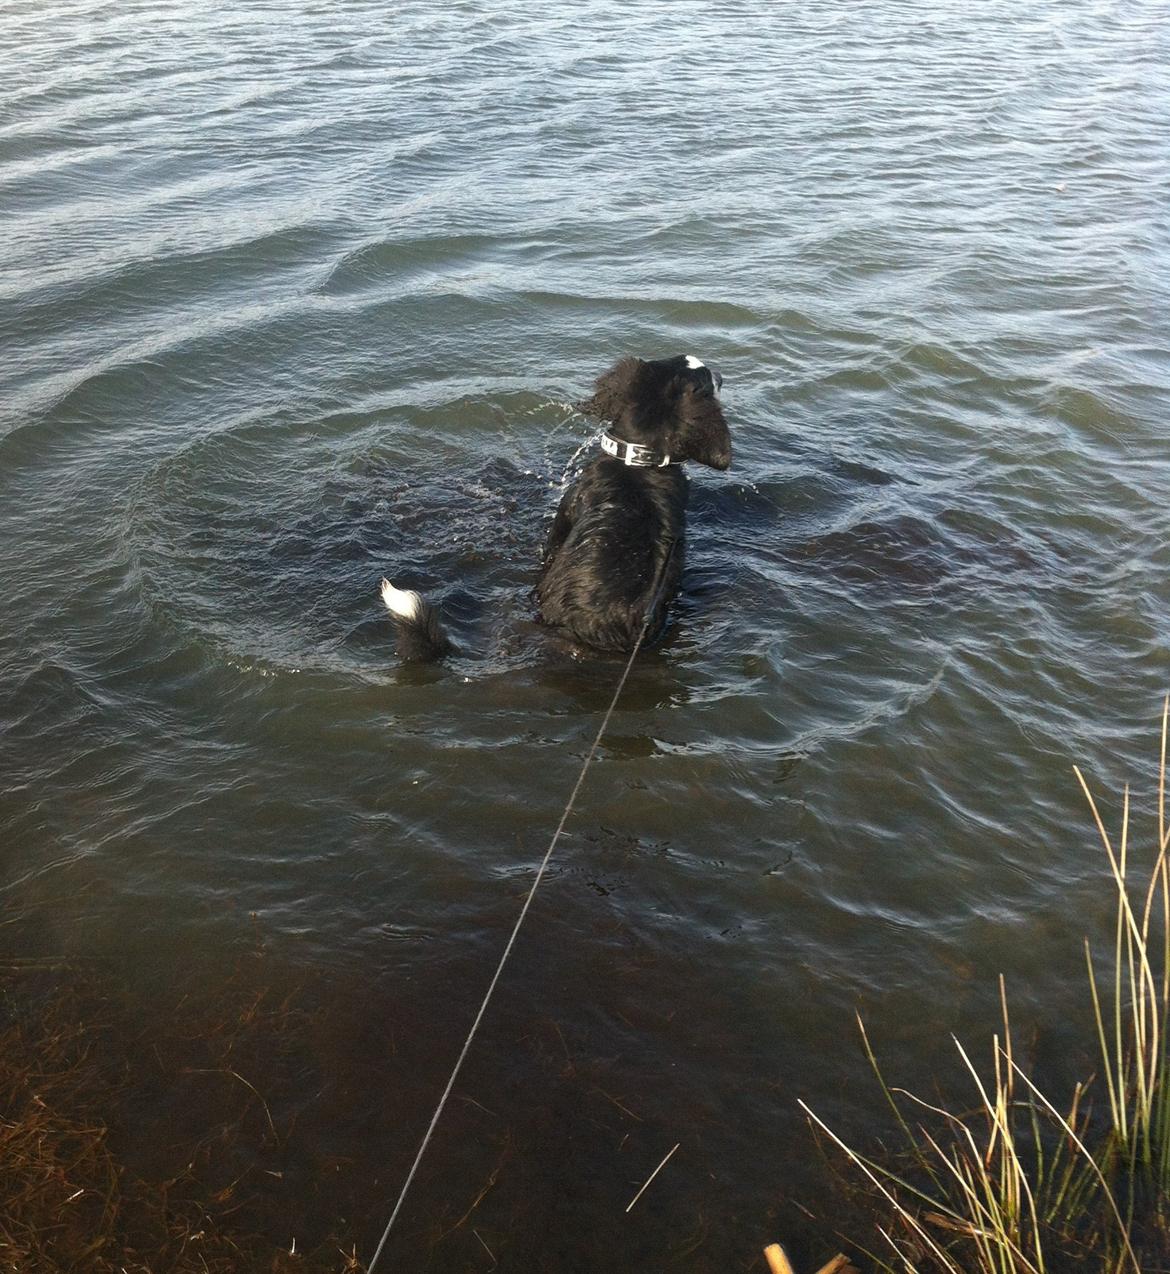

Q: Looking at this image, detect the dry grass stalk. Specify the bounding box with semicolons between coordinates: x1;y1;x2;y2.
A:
764;1240;798;1274
763;1242;859;1274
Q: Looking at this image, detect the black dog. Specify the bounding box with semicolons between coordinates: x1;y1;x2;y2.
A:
381;354;731;659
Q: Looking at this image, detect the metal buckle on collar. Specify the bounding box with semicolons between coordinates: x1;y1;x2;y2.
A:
600;432;672;468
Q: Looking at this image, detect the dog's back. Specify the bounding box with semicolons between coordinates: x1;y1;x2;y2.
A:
534;460;687;653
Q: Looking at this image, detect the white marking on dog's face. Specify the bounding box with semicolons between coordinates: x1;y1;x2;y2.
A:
380;579;422;621
685;354;705;369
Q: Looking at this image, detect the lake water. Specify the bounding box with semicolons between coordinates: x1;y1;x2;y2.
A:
2;1;1168;1268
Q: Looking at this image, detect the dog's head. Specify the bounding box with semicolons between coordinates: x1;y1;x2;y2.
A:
581;354;732;470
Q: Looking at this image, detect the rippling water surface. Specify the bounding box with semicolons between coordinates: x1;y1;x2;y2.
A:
2;1;1169;1267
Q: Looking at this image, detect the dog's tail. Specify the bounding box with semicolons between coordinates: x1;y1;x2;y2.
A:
380;579;453;662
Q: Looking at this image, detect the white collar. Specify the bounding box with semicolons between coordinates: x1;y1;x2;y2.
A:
600;431;674;468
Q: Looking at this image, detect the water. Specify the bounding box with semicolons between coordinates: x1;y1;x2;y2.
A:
2;0;1168;1267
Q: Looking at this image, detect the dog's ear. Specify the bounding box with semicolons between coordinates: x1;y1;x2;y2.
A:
663;375;732;471
578;357;645;422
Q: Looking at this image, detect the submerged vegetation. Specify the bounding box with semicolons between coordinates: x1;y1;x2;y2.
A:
0;954;364;1273
807;700;1170;1273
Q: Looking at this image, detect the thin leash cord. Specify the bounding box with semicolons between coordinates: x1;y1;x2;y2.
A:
365;540;676;1274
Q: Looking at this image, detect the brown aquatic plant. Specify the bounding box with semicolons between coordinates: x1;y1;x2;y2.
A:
803;697;1170;1272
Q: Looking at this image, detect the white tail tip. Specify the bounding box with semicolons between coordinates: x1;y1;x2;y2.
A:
380;578;423;621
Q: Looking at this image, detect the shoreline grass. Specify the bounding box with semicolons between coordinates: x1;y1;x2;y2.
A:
805;699;1170;1273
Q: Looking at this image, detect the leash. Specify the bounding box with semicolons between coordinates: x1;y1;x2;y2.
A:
365;538;678;1272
